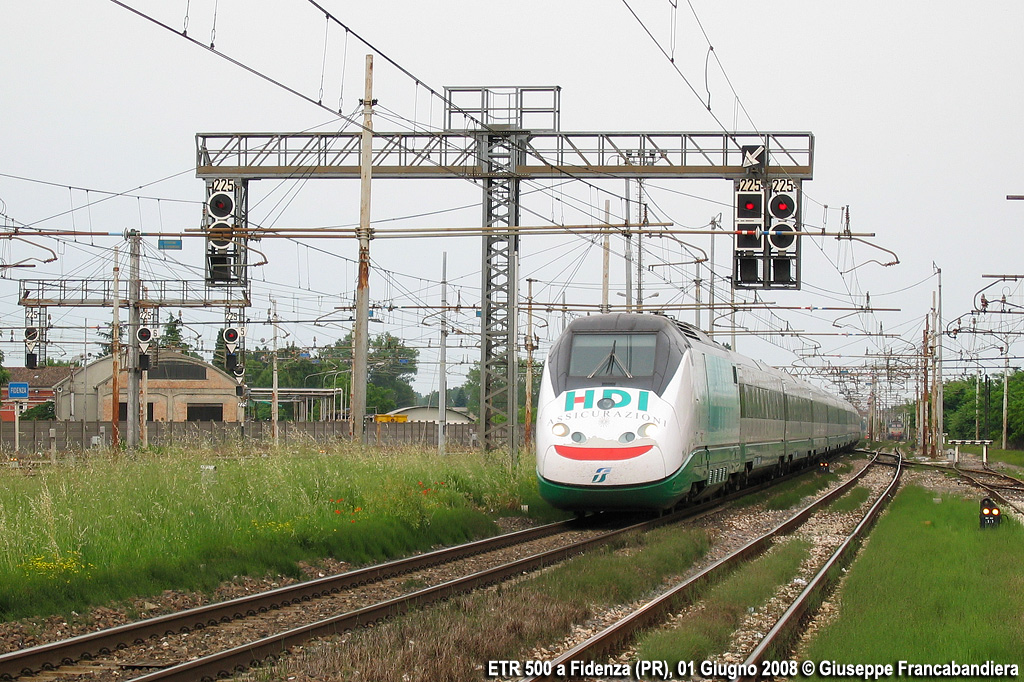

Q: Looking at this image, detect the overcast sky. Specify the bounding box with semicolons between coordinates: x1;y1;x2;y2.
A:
2;1;1023;411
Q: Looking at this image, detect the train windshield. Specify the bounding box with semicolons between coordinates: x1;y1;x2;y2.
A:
568;333;657;378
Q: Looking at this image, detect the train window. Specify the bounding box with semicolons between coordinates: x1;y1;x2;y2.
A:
568;333;657;377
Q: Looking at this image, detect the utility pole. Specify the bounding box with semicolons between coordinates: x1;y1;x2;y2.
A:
709;214;718;333
352;54;374;443
127;230;142;449
975;371;981;440
601;200;610;314
1002;342;1009;451
935;266;943;453
439;253;448;456
524;278;537;448
637;197;645;309
271;298;280;447
111;247;120;448
921;318;929;455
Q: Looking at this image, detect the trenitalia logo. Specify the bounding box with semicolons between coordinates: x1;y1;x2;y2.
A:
564;389;650;412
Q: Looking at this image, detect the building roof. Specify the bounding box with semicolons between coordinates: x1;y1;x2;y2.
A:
7;366;74;388
51;351;235;389
387;405;475;423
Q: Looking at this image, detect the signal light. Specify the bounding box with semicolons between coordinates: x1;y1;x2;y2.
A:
207;223;233;250
735;255;761;285
223;327;240;354
736;191;763;220
207;191;235;220
769;192;796;220
980;497;1002;529
735;189;765;253
136;326;154;353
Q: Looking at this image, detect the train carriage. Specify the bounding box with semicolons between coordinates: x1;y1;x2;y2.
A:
536;313;861;511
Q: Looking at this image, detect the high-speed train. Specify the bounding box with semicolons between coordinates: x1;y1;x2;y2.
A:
536;313;861;511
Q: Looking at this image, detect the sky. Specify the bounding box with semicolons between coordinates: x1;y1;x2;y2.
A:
2;0;1023;415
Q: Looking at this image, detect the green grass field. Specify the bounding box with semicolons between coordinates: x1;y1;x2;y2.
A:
0;443;563;620
802;484;1024;674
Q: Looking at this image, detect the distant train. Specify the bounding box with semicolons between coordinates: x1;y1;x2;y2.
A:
887;420;905;441
535;313;861;511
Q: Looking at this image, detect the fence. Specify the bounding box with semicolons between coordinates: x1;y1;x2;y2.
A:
0;420;490;454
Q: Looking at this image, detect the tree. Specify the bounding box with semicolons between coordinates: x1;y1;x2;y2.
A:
20;401;55;420
95;323;124;357
161;316;199;357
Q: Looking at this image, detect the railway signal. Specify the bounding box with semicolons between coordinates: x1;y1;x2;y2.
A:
734;182;765;286
25;327;39;369
204;180;246;286
222;327;240;352
136;326;153;353
766;179;801;288
980;497;1001;529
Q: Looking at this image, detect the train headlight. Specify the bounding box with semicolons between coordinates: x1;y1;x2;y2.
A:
637;423;658;438
571;431;587;443
618;432;636;444
552;423;569;437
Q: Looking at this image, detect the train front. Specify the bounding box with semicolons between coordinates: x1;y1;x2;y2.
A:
535;314;693;511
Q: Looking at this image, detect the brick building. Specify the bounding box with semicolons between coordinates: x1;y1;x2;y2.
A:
1;366;73;421
52;351;242;422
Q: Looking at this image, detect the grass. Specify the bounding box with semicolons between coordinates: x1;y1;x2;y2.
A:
802;484;1024;671
247;523;712;682
826;485;871;512
0;442;568;621
736;468;840;510
634;537;810;669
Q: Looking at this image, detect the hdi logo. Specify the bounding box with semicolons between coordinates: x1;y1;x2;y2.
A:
564;389;649;412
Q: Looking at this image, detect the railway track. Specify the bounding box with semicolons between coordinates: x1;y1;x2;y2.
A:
2;460;828;682
520;450;900;682
900;454;1024;516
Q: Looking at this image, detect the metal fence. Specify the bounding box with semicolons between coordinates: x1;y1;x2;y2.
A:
0;420;490;454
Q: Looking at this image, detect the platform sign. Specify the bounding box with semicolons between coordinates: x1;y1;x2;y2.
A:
7;382;29;400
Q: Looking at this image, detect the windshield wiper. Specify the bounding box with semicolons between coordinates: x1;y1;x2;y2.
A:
587;340;633;379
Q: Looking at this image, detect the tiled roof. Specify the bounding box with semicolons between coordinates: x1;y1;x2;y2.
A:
6;366;75;388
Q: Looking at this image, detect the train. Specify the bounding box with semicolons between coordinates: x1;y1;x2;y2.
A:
535;313;861;511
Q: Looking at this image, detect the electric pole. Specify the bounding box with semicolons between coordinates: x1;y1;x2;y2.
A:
439;253;448;455
127;230;142;449
524;278;537;448
352;54;374;444
111;247;120;448
271;298;280;447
